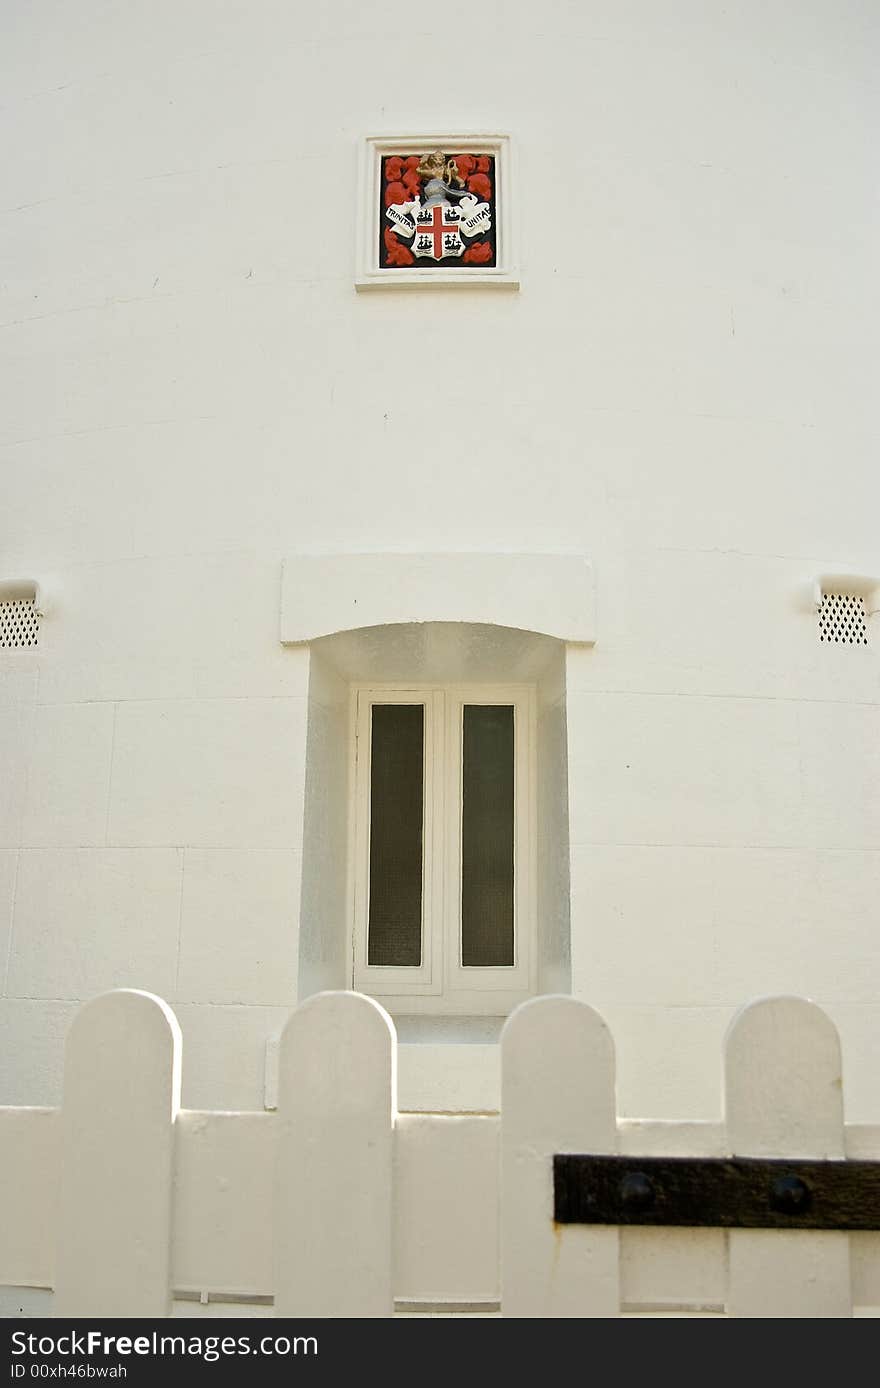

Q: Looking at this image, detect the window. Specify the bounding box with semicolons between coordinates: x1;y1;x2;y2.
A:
351;684;535;1014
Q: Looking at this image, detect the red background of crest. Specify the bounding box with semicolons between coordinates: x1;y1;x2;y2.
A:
379;153;497;269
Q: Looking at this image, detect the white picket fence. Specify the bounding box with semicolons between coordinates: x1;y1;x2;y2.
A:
2;989;879;1318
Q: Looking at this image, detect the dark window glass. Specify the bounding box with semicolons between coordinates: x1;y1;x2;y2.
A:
461;705;515;967
368;704;424;966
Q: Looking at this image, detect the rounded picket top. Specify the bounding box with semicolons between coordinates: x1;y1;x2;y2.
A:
278;989;396;1110
282;987;396;1037
275;990;396;1317
62;988;182;1119
501;995;619;1318
723;996;850;1317
502;994;616;1151
56;990;181;1319
501;991;614;1049
724;994;844;1158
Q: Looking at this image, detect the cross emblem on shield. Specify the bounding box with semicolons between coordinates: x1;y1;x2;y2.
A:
412;205;464;260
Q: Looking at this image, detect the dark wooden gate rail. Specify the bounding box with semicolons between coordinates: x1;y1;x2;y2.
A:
554;1155;880;1230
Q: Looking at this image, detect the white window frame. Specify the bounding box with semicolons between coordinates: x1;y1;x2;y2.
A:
350;683;536;1015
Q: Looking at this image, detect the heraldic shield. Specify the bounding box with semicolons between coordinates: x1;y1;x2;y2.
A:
380;149;496;270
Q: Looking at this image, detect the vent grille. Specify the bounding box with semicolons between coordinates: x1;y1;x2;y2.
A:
819;592;867;645
0;597;40;648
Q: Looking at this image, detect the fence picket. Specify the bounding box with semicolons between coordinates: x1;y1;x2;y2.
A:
273;991;395;1317
11;987;869;1319
54;989;181;1318
501;995;619;1316
724;995;852;1317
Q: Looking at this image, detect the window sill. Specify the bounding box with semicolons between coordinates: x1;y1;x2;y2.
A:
397;1042;501;1113
394;1015;505;1045
367;988;534;1019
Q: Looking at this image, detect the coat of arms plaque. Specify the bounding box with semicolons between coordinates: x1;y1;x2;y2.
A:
356;135;515;289
380;149;497;270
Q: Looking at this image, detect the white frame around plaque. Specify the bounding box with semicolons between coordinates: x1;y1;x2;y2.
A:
355;133;518;291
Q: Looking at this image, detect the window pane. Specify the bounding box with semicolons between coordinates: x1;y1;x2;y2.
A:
368;704;424;966
461;704;515;967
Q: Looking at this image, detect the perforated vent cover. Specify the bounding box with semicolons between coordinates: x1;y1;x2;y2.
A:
819;592;867;645
0;597;40;648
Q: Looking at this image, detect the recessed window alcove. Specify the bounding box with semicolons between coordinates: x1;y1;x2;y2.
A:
298;622;570;1034
282;552;595;1046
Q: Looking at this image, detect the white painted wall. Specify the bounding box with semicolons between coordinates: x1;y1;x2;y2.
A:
2;1;878;1119
297;650;349;1000
536;649;570;996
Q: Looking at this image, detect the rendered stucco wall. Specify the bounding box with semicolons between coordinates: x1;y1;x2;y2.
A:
2;2;877;1118
297;650;349;1000
536;649;570;997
